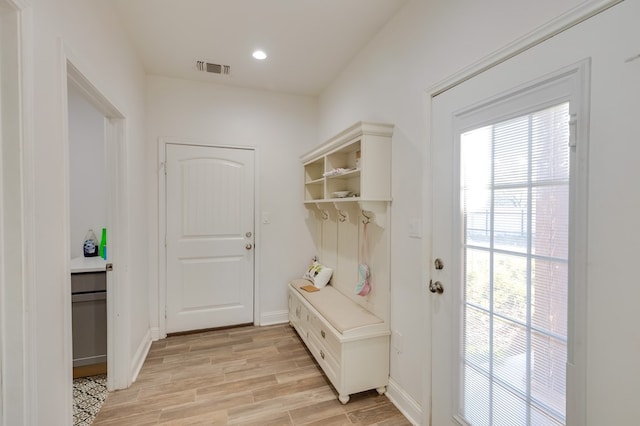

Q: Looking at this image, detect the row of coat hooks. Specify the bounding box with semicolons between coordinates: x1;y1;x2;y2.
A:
307;200;387;227
320;208;371;224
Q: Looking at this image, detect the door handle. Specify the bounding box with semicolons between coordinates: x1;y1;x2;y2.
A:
245;244;253;250
429;280;444;294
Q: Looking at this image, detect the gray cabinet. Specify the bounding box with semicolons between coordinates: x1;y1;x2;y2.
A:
71;271;106;369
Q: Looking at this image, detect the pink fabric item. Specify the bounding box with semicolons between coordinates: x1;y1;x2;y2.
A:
356;220;371;296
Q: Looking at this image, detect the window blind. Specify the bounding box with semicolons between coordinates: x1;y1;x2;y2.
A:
461;102;570;425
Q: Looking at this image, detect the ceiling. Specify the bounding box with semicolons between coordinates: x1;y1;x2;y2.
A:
112;0;407;96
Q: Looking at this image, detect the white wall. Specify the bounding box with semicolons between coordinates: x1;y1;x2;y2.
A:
68;85;106;259
31;0;148;423
146;76;318;330
317;0;587;420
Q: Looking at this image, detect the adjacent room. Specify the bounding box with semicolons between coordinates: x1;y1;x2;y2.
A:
1;0;639;425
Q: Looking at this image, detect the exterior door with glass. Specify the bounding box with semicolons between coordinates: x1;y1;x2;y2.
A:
430;2;640;425
430;22;591;426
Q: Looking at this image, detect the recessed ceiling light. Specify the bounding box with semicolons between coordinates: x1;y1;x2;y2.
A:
252;50;267;60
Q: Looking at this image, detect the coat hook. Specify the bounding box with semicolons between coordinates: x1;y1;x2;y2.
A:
321;210;329;220
362;212;371;224
338;210;348;222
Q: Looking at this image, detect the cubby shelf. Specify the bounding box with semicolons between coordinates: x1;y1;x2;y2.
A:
301;122;393;226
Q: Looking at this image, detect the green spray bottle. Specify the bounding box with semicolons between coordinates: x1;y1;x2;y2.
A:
99;228;107;260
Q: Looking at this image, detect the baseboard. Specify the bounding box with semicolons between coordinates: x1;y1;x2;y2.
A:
259;309;289;326
130;328;152;383
386;378;422;426
150;326;162;341
73;363;107;379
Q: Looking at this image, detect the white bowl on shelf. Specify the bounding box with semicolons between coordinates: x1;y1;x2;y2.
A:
332;191;351;198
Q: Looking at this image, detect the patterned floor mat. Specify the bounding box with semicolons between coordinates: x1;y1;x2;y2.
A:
73;374;107;425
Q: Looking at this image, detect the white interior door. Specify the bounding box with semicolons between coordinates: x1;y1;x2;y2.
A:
430;2;638;424
166;144;255;333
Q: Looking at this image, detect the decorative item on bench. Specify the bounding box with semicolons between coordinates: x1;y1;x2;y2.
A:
355;221;371;296
303;256;333;289
300;284;319;293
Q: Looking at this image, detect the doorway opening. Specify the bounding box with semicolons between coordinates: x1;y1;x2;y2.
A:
68;81;108;382
64;58;128;405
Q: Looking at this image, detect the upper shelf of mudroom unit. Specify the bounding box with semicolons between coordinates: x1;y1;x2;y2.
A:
302;122;393;226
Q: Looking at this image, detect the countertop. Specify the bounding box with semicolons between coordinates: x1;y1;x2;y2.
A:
70;256;107;273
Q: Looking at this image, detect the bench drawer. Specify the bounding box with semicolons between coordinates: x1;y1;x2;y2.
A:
308;312;341;361
288;293;310;338
308;331;340;387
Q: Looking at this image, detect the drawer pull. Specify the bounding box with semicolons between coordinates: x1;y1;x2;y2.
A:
296;306;301;317
321;330;326;338
320;350;325;359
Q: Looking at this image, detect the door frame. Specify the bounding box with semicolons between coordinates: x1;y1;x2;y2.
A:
157;138;260;338
0;0;35;424
60;41;129;393
422;1;618;424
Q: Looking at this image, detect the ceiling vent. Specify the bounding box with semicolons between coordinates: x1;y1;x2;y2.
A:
196;60;231;75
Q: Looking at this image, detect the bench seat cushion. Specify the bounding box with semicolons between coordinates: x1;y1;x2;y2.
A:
289;279;383;334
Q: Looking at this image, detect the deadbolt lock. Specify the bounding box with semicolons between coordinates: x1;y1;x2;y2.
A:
429;280;444;294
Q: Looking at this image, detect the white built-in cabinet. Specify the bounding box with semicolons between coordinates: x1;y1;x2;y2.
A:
292;122;393;404
303;122;393;227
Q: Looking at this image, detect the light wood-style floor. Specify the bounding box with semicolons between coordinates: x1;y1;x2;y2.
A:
93;324;411;425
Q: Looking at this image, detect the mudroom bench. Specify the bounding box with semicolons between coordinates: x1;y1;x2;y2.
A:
292;122;393;404
288;279;390;404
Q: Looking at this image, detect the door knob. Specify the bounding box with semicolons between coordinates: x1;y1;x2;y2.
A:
429;280;444;294
245;244;253;250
